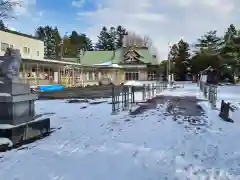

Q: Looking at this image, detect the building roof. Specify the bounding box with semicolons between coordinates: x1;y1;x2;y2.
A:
0;29;43;41
79;51;114;65
78;47;159;65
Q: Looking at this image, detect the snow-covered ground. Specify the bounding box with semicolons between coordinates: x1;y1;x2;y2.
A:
217;85;240;105
0;84;240;179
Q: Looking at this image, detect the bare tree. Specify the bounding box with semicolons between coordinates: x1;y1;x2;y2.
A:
122;31;152;47
143;35;152;47
0;0;22;20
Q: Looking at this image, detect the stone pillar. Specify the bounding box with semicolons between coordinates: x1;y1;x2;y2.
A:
0;78;50;146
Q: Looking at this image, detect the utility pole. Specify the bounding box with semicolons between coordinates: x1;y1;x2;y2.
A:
61;32;68;60
167;43;172;87
60;39;63;60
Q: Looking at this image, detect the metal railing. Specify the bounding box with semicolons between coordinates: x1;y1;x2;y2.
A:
111;85;135;113
111;82;168;113
142;82;167;101
199;82;217;108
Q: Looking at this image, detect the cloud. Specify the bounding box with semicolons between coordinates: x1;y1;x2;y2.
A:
72;0;85;8
75;0;239;59
9;0;37;16
4;0;44;35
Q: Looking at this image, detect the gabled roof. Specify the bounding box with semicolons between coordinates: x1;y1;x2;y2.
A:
78;47;159;66
113;47;158;65
79;51;114;65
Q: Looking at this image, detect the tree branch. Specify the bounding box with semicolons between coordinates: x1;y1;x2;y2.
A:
0;0;23;20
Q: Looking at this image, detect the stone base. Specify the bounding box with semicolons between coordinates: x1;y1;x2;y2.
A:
0;78;30;95
0;117;50;145
0;94;38;125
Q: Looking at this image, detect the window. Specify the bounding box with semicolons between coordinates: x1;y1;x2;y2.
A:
125;72;139;80
23;47;28;53
37;51;39;56
1;42;9;51
89;72;93;80
147;71;156;80
23;47;30;54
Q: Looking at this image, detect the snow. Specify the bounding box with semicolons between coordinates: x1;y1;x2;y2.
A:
0;84;240;179
110;64;122;68
124;80;143;86
94;61;112;66
0;138;13;147
0;114;54;130
30;85;38;89
94;61;122;68
217;85;240;107
0;93;11;96
0;124;14;129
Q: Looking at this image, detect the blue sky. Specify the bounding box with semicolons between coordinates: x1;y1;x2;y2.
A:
5;0;240;59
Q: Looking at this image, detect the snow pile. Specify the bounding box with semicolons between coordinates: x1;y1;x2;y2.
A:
129;104;140;113
0;93;11;96
124;80;143;86
0;138;13;147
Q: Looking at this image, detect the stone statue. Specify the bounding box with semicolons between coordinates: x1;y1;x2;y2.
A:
0;48;22;81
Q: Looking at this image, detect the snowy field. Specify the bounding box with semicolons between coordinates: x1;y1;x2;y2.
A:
217;85;240;103
0;84;240;179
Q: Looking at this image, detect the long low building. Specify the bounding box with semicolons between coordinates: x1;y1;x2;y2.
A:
0;29;160;87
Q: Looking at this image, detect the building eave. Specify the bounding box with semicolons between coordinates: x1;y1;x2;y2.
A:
22;58;82;66
0;29;43;42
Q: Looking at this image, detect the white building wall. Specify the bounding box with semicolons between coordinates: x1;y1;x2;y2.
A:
0;30;44;59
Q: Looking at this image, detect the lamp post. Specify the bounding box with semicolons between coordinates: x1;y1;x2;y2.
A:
167;42;172;87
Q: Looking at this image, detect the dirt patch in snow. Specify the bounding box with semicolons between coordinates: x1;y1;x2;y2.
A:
131;95;204;116
129;95;208;130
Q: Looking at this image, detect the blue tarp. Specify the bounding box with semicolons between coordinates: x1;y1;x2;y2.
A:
39;84;64;92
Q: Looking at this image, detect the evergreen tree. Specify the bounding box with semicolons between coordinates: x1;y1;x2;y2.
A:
169;44;178;61
195;30;223;55
95;25;127;50
85;36;93;51
115;25;127;48
95;26;111;50
35;26;59;59
224;24;237;43
108;26;116;50
52;27;61;59
35;26;45;40
45;26;56;59
172;40;191;80
69;30;82;56
0;20;6;30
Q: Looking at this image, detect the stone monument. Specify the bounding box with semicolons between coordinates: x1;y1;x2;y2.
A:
0;48;50;147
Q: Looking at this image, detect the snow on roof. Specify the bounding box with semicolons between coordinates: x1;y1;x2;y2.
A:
94;61;122;68
94;61;112;66
109;64;122;68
